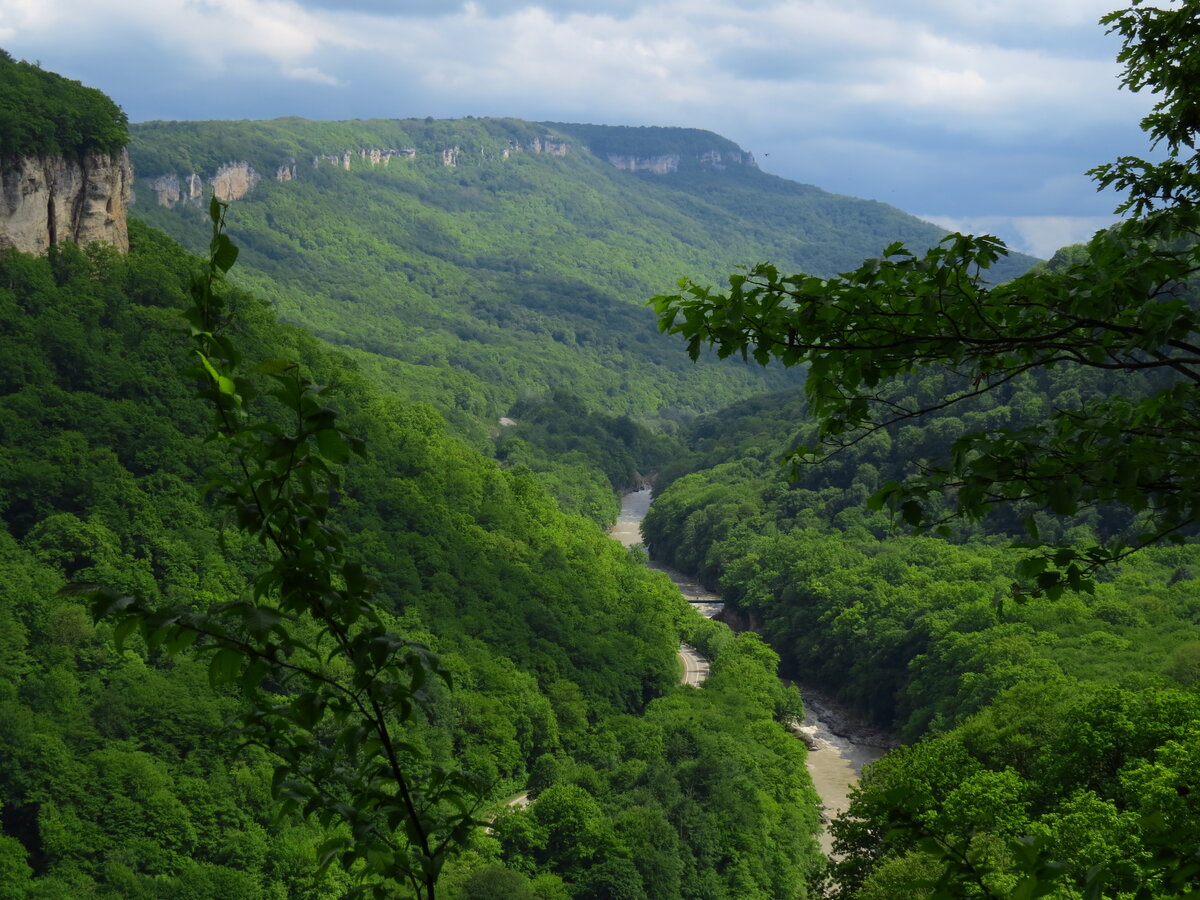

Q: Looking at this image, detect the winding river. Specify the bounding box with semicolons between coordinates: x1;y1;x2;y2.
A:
610;488;889;854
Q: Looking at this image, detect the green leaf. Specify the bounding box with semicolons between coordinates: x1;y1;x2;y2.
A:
213;233;239;273
315;836;351;875
208;646;244;689
316;428;350;463
291;692;325;729
195;350;220;383
900;500;924;527
112;616;139;652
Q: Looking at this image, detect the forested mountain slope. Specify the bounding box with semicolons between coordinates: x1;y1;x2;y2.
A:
126;117;1037;437
0;217;824;898
642;317;1200;896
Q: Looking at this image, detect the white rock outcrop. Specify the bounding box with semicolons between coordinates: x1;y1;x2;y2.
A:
146;173;181;207
184;173;203;203
0;150;132;254
211;162;260;202
607;154;680;175
606;149;757;175
529;137;569;156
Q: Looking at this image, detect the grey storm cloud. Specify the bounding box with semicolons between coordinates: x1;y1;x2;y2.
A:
0;0;1153;256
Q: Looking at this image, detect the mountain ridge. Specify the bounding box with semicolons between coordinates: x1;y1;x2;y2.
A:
127;117;1037;439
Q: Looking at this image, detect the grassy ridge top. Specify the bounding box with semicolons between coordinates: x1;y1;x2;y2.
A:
129;116;557;179
0;50;128;159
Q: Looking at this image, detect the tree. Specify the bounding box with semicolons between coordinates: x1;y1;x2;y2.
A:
76;200;481;900
651;0;1200;598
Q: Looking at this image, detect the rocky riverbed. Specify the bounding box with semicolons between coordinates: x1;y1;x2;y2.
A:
611;488;894;855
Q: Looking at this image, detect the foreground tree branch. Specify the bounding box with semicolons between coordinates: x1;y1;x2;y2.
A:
651;1;1200;601
73;199;482;900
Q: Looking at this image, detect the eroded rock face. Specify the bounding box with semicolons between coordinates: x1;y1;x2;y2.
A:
529;137;569;156
146;173;181;206
607;154;680;175
605;149;757;175
0;150;132;254
698;149;757;170
184;173;203;203
211;162;260;202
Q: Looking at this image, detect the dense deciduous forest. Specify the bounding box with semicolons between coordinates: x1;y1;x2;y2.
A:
125;116;1035;444
6;2;1200;895
0;52;127;159
0;56;838;900
645;378;1200;895
0;213;825;897
644;2;1200;893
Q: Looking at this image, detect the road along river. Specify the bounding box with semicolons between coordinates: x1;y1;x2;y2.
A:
610;488;889;855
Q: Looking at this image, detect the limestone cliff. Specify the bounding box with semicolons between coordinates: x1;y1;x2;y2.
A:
607;154;681;175
136;132;569;206
211;162;260;202
607;149;756;175
311;148;415;171
0;150;132;254
145;173;182;207
697;149;756;171
529;136;569;156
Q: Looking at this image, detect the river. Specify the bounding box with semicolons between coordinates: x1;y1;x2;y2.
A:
610;488;889;855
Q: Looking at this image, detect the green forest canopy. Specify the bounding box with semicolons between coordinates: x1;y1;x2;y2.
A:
639;2;1200;895
0;50;128;159
125;115;1035;443
0;210;823;898
650;0;1200;598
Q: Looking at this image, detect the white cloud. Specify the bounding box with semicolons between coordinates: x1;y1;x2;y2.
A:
335;0;1132;138
1;0;359;76
0;0;1158;225
1;0;1142;133
920;213;1118;258
0;0;62;30
285;65;342;86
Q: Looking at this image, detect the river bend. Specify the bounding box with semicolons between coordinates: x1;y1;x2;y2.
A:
610;488;887;854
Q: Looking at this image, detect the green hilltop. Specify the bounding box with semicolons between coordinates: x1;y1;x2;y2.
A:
0;50;128;159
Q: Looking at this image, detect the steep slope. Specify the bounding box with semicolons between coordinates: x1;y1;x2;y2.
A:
545;123;1037;285
127;118;1036;435
0;60;828;900
0;219;824;899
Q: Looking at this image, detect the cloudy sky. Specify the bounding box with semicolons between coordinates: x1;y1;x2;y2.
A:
0;0;1157;257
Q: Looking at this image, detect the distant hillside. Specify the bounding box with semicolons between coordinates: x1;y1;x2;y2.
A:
128;118;1037;433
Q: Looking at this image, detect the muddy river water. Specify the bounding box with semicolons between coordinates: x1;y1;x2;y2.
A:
610;488;890;854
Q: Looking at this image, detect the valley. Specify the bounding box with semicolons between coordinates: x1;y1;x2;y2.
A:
612;487;887;857
123;116;1037;443
4;22;1200;898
